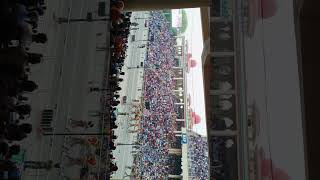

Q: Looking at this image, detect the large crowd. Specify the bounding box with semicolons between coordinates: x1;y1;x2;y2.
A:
98;0;132;179
0;0;47;179
133;11;178;179
187;133;210;180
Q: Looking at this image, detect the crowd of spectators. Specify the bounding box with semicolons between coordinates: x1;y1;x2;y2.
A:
133;11;178;180
0;0;47;179
98;0;132;178
187;133;209;180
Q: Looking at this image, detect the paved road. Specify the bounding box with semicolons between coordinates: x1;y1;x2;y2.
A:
20;0;110;179
111;11;149;180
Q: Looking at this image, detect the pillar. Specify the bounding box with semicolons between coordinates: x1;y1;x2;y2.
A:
175;102;184;105
202;38;210;67
209;129;238;136
174;36;183;39
211;17;226;22
209;89;236;95
173;77;184;80
168;148;182;155
124;0;210;11
211;51;235;57
168;174;182;179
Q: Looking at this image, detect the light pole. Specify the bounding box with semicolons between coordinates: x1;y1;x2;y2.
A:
57;18;109;23
89;87;111;92
134;17;148;20
56;12;109;24
117;142;140;146
127;65;143;69
135;39;149;42
43;132;110;136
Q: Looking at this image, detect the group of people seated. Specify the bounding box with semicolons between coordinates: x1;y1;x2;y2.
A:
187;134;210;180
133;11;181;179
0;0;47;179
210;137;236;179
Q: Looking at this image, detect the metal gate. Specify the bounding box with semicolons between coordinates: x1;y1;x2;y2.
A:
40;109;54;132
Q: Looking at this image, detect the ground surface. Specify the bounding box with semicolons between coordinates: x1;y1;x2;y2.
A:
20;0;110;179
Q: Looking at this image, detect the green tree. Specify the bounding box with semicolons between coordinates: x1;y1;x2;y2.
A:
161;10;187;35
179;10;188;34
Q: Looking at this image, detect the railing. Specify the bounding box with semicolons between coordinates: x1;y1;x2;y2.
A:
40;109;54;133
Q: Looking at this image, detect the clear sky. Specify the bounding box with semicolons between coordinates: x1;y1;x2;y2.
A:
182;8;207;136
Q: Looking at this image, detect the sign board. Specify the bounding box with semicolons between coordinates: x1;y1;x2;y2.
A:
181;134;188;144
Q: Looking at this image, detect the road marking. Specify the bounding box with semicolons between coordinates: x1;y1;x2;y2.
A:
35;0;74;180
46;0;89;179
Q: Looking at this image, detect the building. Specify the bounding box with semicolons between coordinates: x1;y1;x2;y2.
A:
124;1;308;179
201;2;243;179
201;1;306;180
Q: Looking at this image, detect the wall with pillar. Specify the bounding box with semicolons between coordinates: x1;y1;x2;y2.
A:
168;174;182;179
169;148;182;155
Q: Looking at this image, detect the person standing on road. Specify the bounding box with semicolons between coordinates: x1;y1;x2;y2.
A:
0;160;21;180
23;160;60;170
69;119;94;130
131;22;139;26
64;154;96;167
65;136;99;148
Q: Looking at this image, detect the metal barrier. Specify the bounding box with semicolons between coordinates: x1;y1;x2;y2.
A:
40;109;54;132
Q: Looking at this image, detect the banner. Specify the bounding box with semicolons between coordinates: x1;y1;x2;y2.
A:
181;134;188;144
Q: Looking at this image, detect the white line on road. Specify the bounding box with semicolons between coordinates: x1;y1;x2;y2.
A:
35;1;74;179
46;0;88;179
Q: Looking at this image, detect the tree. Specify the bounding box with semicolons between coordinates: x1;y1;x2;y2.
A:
179;10;188;34
162;10;178;36
162;10;187;35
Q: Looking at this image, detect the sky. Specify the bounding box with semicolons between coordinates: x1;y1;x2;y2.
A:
180;8;207;136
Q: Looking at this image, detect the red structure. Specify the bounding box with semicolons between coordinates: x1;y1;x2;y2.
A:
187;53;197;71
258;148;291;180
190;111;201;125
259;0;277;19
